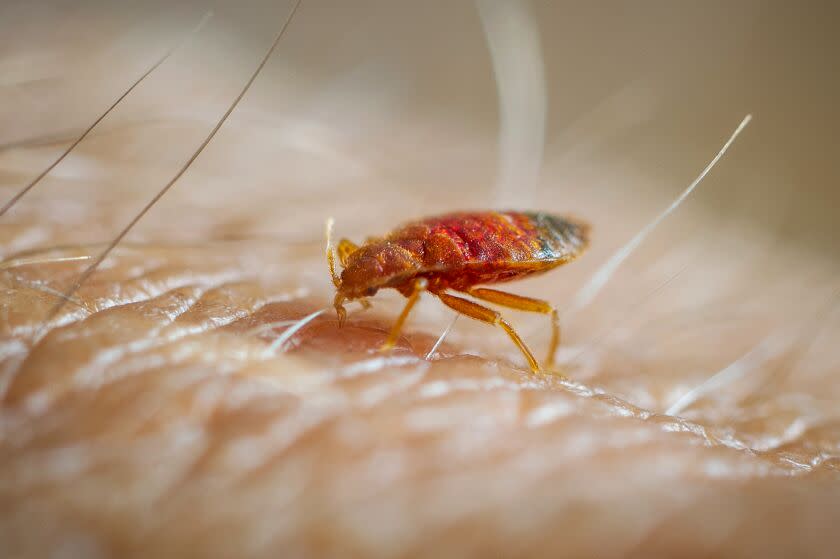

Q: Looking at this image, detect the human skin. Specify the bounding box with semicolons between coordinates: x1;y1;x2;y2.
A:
2;1;840;557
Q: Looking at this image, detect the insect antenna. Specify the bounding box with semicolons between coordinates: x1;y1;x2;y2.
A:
325;217;341;288
565;114;753;322
33;0;303;339
0;10;214;218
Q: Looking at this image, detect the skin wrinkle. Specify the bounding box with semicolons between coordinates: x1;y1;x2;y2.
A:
269;429;774;558
12;261;833;473
3;243;304;336
5;275;311;406
11;252;828;484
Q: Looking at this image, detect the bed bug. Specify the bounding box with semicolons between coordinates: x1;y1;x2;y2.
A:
326;210;590;372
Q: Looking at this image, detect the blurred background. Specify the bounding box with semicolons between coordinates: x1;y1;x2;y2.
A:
1;1;839;556
2;0;838;248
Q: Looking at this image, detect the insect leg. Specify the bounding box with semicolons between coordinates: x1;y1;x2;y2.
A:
381;278;428;351
465;287;559;367
436;292;540;373
337;239;359;267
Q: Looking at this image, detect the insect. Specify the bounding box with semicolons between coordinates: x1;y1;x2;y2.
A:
327;210;590;372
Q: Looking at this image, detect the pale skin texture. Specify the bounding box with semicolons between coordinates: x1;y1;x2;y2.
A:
2;1;840;558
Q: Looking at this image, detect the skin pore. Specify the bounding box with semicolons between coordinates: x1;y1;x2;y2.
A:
2;1;840;557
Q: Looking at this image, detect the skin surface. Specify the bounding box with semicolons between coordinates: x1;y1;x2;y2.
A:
2;1;840;558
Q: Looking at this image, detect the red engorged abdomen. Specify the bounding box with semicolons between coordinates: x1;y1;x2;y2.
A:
341;210;588;295
389;211;547;265
383;211;569;290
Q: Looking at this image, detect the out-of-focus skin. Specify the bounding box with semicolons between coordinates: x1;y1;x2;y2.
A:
2;1;840;557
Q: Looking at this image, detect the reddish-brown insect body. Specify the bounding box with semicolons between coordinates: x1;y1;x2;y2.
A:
327;211;590;372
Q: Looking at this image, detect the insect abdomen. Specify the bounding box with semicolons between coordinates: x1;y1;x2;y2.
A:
389;211;588;266
520;211;590;263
